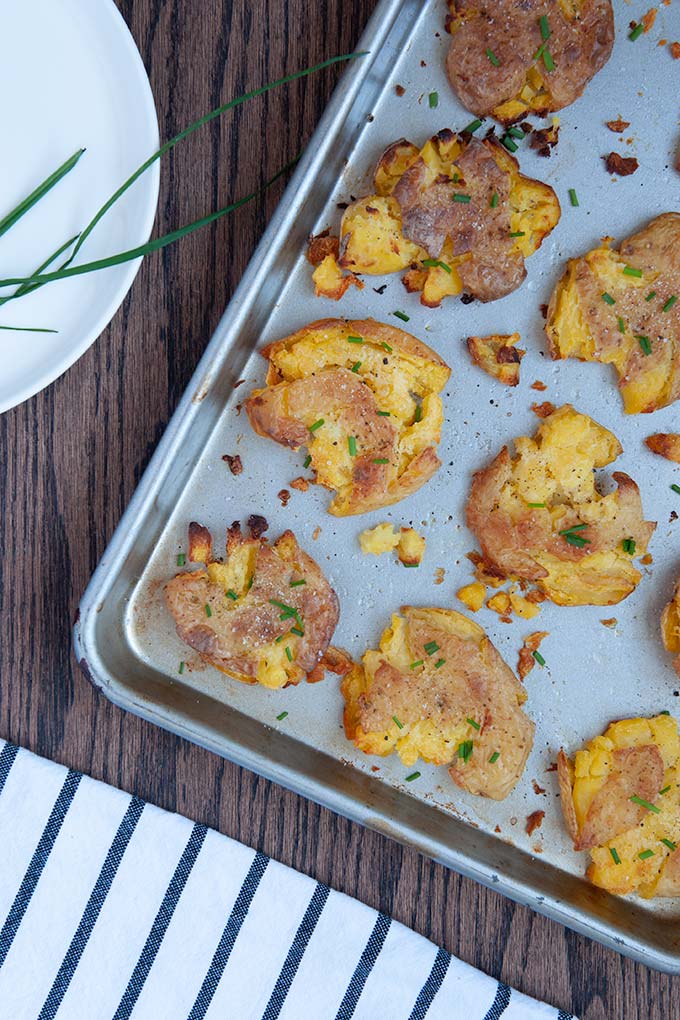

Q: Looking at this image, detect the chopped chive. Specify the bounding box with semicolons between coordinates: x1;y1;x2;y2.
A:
457;739;474;762
532;650;546;667
660;785;672;794
205;604;212;618
226;589;238;600
381;341;393;352
463;118;483;134
542;48;555;72
289;579;306;587
414;406;423;423
672;484;680;495
638;848;655;860
269;598;295;613
528;502;546;508
629;22;644;41
490;191;499;208
533;41;548;61
453;174;460;183
509;230;525;237
422;258;452;274
485;48;500;66
501;136;519;153
663;295;677;312
403;563;419;568
276;711;288;721
179;661;185;674
564;533;590;548
309;418;324;431
660;710;671;716
630;795;661;814
303;455;312;468
275;635;286;643
467;717;481;730
637;335;652;355
623;265;642;277
489;751;500;764
429;91;439;108
434;659;446;669
285;646;293;662
507;126;525;140
348;435;357;457
662;838;677;851
568;188;579;207
424;641;440;655
410;660;424;669
393;310;409;322
347;335;363;344
622;538;636;555
291;626;304;637
539;14;550;40
601;292;615;305
405;771;421;781
646;291;656;301
610;847;621;865
393;715;404;729
246;576;254;590
558;523;588;535
377;410;391;416
177;553;186;567
618;317;626;333
351;361;362;373
453;192;472;203
373;457;389;464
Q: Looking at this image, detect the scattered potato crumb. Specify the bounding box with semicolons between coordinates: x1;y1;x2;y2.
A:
487;591;511;616
605;118;631;133
397;527;426;566
671;41;680;59
289;476;309;492
434;567;446;585
532;780;546;795
312;526;322;541
526;810;545;835
306;231;338;266
531;401;556;418
395;84;406;96
278;489;290;507
467;333;525;387
601;617;618;628
457;581;486;612
645;433;680;463
604;152;639;176
509;591;540;620
358;522;426;566
518;631;549;680
641;553;653;565
467;551;505;588
531;379;547;391
641;7;658;32
222;454;243;475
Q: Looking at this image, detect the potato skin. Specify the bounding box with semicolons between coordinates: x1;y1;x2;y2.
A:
466;405;655;606
547;213;680;414
245;319;450;516
311;131;559;306
558;716;680;898
445;0;614;123
646;433;680;464
165;523;339;689
341;606;534;800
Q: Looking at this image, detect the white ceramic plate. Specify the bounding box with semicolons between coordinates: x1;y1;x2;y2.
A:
0;0;160;412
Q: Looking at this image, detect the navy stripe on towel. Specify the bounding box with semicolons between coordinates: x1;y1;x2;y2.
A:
261;882;331;1020
0;769;82;970
335;912;391;1020
484;982;512;1019
38;796;145;1020
408;946;451;1020
112;822;208;1020
187;851;269;1020
0;743;19;798
557;1012;575;1020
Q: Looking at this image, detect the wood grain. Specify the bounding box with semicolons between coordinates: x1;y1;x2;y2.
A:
0;2;675;1016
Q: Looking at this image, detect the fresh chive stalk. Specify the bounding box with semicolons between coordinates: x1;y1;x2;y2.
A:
0;148;85;241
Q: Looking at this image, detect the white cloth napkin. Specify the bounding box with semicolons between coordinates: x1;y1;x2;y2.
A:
0;739;575;1020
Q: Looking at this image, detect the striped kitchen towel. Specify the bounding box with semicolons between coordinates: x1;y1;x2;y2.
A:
0;739;574;1020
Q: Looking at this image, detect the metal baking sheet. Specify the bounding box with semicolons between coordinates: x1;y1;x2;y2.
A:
75;0;680;972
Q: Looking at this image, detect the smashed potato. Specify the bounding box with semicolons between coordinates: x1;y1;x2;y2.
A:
662;580;680;677
312;131;559;305
341;606;534;799
245;318;450;516
165;521;339;689
547;214;680;413
445;0;614;124
558;715;680;897
467;332;525;386
466;405;656;606
359;523;426;566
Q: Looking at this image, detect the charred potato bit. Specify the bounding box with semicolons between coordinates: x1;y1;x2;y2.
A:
342;607;534;799
662;580;680;677
445;0;614;124
547;214;680;413
558;715;680;898
165;522;339;689
467;332;525;386
466;405;656;606
646;433;680;464
517;631;549;680
359;523;426;566
312;132;560;305
245;318;450;516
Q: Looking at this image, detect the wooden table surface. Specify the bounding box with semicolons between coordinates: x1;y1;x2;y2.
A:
1;2;675;1017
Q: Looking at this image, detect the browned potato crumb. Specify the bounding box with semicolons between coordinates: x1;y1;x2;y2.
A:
646;434;680;464
526;810;545;835
223;454;243;475
604;152;639;176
